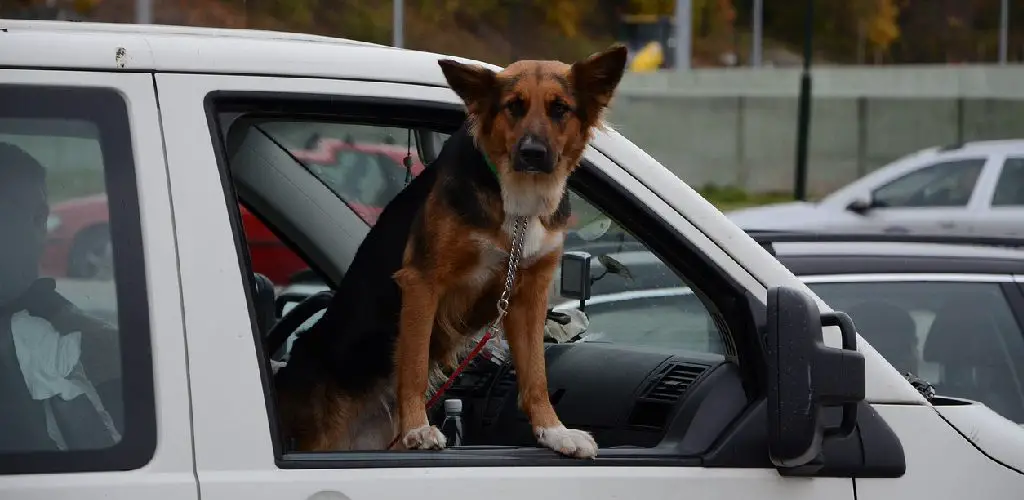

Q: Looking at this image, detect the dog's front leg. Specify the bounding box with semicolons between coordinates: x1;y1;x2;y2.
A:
504;252;599;459
393;267;447;450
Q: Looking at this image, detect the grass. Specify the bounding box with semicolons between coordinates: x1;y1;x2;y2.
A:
697;184;797;212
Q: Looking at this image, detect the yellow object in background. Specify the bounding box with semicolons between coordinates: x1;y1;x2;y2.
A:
629;41;664;72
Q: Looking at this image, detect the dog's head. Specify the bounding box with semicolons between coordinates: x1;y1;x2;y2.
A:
438;45;628;217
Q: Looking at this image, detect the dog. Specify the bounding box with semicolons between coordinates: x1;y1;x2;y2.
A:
273;44;628;459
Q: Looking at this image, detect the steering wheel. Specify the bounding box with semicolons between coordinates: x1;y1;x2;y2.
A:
264;290;334;360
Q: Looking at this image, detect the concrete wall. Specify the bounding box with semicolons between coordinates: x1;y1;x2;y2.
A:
607;64;1024;196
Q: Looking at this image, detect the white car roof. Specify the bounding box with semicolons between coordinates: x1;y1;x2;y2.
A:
947;139;1024;154
0;19;502;84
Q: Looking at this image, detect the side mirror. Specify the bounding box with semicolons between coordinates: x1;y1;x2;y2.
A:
845;196;874;215
766;286;865;471
560;251;593;307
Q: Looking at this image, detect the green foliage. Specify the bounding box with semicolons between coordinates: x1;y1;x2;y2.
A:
698;183;795;211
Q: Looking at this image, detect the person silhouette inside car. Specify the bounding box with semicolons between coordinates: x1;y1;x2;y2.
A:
0;142;121;452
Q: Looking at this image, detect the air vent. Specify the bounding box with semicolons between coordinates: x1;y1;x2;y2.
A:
641;363;707;402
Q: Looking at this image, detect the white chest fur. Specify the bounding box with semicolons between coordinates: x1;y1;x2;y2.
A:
468;216;564;290
501;215;563;264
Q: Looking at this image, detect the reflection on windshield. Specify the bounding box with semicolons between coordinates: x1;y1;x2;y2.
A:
567;291;725;355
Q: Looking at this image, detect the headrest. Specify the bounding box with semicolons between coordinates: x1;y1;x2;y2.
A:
923;294;999;365
845;300;918;374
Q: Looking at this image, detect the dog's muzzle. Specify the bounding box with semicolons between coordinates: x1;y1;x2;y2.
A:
513;135;554;174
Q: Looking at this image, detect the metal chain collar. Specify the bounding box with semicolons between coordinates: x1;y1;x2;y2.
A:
492;216;530;330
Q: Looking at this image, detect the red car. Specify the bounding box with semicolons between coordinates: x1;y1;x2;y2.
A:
42;140;425;285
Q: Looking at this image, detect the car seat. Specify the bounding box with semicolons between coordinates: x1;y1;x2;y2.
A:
923;294;1024;422
845;300;919;376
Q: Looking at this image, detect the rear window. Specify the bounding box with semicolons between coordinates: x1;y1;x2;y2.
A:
0;85;155;474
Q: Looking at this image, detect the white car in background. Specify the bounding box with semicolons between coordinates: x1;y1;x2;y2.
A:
728;140;1024;237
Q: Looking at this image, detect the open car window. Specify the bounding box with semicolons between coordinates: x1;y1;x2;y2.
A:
210;96;769;470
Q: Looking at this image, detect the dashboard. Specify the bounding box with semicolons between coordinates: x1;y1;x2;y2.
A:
434;341;748;454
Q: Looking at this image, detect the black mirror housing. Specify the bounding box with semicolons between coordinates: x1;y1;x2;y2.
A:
846;197;873;215
766;286;865;471
560;251;593;301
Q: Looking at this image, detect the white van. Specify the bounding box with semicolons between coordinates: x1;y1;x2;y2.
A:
0;19;1022;500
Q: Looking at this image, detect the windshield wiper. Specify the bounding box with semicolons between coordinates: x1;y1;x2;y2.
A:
902;372;936;402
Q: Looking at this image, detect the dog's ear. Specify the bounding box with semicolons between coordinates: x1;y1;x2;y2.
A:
438;59;498;115
570;44;628;123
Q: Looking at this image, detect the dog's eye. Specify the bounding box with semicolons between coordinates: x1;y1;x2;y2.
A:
506;98;527;118
549;100;571;120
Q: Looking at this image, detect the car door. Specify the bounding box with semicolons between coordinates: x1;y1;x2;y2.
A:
0;71;196;498
854;155;993;236
971;155;1024;237
155;71;859;500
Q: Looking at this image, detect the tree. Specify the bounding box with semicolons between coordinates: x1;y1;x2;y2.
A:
542;0;601;38
858;0;901;59
623;0;735;37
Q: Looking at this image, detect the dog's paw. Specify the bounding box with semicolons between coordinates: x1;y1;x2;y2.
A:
535;425;598;459
402;425;447;450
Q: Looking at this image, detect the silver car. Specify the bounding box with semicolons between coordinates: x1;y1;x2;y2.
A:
552;232;1024;425
727;140;1024;237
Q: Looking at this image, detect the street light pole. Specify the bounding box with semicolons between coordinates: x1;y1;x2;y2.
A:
751;0;763;66
999;0;1009;64
793;0;814;201
135;0;151;24
393;0;404;48
674;0;691;70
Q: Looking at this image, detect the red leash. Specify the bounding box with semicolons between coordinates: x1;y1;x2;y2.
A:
386;328;497;450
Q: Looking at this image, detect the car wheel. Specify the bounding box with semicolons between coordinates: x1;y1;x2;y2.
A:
68;225;114;280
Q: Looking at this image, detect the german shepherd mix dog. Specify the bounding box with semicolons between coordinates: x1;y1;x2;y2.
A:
274;44;628;459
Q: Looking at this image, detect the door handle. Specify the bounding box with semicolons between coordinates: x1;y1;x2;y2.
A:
938;221;955;229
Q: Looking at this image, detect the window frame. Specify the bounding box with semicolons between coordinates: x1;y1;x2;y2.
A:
0;85;157;475
204;91;764;469
870;157;987;209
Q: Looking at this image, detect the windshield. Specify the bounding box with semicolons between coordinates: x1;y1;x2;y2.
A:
564;289;726;354
807;280;1024;423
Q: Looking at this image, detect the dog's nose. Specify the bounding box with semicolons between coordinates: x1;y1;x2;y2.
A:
514;135;553;173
